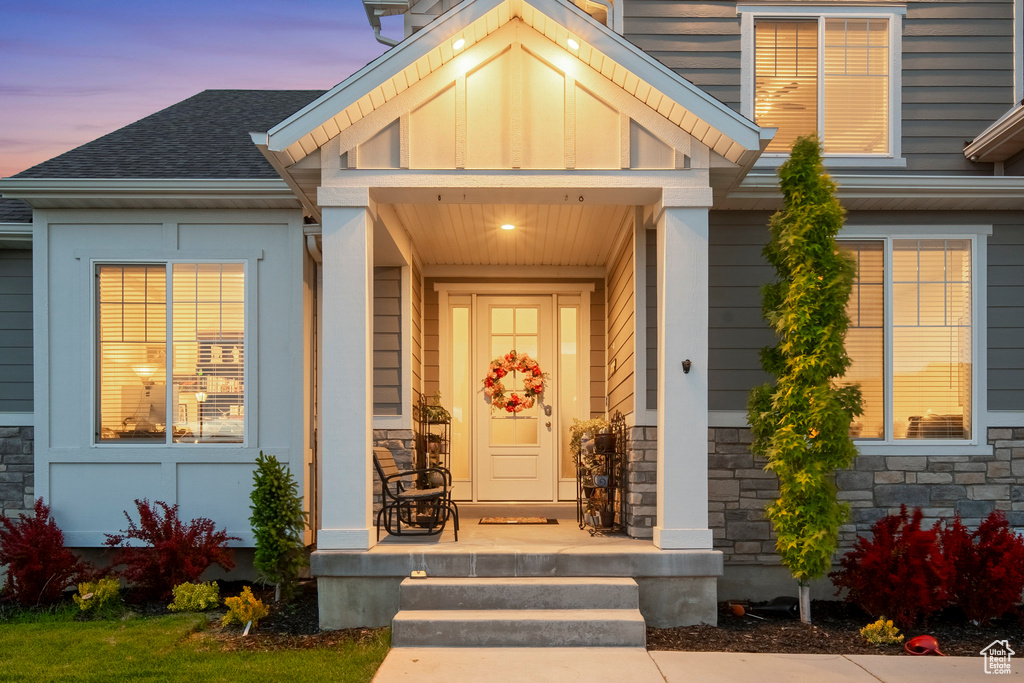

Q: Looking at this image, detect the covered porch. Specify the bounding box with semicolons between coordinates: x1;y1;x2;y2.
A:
250;0;770;628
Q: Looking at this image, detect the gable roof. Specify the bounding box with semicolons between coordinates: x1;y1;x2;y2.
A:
261;0;768;167
12;90;324;180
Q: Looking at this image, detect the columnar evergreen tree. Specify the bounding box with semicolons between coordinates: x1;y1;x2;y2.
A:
747;136;863;624
250;452;309;602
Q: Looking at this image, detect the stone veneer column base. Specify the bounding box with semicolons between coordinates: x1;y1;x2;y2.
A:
0;426;34;518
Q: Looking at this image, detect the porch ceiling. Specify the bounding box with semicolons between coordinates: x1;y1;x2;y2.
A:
387;200;631;266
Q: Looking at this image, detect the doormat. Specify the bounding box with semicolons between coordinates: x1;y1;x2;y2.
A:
479;517;559;525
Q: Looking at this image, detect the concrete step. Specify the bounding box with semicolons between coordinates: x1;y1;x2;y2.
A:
400;576;638;611
391;608;647;647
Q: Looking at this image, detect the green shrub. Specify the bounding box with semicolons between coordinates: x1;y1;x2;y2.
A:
250;452;308;601
168;581;220;612
73;578;121;616
222;586;269;629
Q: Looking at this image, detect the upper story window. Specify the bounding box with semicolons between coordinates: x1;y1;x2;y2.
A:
741;6;904;162
836;237;977;443
97;263;245;445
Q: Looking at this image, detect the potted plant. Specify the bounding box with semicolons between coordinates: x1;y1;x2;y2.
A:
569;417;610;471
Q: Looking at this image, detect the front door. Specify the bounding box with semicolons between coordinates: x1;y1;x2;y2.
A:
474;296;554;500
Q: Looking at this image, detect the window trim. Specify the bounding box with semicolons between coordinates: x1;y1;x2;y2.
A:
837;225;989;454
90;257;254;449
739;4;906;168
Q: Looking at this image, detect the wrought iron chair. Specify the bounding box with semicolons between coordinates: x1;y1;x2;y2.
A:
372;447;459;541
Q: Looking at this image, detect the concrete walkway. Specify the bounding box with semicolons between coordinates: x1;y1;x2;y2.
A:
374;648;1019;682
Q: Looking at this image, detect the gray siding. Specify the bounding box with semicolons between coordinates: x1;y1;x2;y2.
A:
645;228;657;412
708;212;773;411
0;248;32;413
373;266;402;416
989;222;1024;410
607;231;635;420
623;0;1014;175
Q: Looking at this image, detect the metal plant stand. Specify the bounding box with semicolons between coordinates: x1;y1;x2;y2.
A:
577;411;626;535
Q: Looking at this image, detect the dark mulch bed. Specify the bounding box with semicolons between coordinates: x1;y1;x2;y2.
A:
647;600;1024;656
118;579;387;652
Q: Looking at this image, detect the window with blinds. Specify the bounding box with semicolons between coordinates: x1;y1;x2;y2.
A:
838;241;884;440
755;17;889;155
97;263;245;444
837;239;972;442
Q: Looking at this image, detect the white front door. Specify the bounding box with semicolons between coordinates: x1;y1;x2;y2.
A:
474;296;555;501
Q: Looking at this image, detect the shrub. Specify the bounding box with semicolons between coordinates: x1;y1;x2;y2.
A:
0;499;88;606
941;511;1024;625
831;505;948;628
860;617;903;645
104;499;240;601
74;578;121;616
747;136;862;624
168;581;220;612
250;452;308;601
222;586;269;629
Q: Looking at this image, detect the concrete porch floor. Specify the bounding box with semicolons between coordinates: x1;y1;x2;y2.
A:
312;513;723;629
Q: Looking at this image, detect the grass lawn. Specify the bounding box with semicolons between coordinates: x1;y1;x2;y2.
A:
0;607;390;682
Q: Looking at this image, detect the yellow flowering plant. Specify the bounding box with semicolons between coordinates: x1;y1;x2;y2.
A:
860;617;903;645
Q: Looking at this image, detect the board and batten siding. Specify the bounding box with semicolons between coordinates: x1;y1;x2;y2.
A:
623;1;1014;175
373;266;402;416
423;278;606;418
607;232;635;420
0;248;32;412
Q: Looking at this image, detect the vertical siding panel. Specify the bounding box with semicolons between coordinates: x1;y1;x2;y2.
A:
645;229;657;412
412;260;423;400
0;248;33;412
988;222;1024;410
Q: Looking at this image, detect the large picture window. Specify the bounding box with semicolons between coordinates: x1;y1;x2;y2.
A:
97;263;245;444
751;13;894;155
837;239;973;442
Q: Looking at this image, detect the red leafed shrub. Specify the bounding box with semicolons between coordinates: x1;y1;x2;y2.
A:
0;498;89;606
830;505;948;628
941;511;1024;625
105;499;239;600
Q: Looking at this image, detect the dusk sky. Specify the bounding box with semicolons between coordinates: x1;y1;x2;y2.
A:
1;1;397;178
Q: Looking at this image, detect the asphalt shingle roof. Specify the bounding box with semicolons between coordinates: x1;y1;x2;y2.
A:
0;199;32;223
13;89;325;180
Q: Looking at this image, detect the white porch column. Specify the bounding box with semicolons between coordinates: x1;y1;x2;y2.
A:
318;203;375;550
655;202;713;550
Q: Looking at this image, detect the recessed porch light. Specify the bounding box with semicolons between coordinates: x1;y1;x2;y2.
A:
501;224;515;231
567;38;580;50
453;37;466;50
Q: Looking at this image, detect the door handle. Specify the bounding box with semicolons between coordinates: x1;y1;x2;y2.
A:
545;421;551;428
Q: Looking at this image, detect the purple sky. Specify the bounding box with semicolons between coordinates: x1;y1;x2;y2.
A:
0;1;398;178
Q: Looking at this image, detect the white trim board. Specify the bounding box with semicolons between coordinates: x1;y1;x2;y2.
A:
0;413;33;427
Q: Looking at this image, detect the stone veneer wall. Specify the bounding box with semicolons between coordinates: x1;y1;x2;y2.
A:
0;426;33;518
625;424;1024;559
710;426;1024;565
625;426;657;538
371;429;415;512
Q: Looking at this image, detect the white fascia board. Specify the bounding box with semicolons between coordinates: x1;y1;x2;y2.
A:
267;0;764;157
734;173;1024;200
266;0;503;153
0;178;296;201
0;223;32;237
964;103;1024;162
